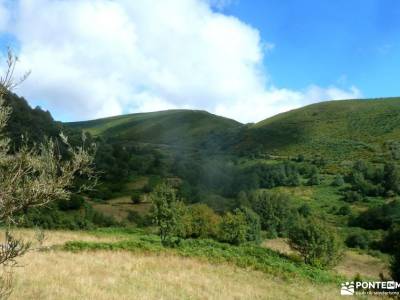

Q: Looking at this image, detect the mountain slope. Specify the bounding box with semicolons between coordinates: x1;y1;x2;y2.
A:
236;98;400;160
67;109;242;149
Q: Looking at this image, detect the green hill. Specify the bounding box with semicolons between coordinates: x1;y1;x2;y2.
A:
235;98;400;160
67;109;241;149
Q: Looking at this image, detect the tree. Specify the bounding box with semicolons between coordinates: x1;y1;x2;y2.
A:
182;204;220;239
0;49;95;298
384;162;400;195
288;218;343;268
250;191;293;237
150;183;184;246
218;210;248;245
239;207;261;244
131;191;142;204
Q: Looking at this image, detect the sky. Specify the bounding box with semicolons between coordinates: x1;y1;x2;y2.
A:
0;0;398;123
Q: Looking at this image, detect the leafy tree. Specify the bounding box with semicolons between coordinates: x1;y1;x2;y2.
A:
218;210;248;245
239;207;261;244
0;49;95;298
182;204;220;239
250;191;293;237
288;218;343;268
384;162;400;195
150;183;184;246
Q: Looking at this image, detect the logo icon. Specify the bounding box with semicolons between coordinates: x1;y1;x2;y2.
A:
341;282;355;296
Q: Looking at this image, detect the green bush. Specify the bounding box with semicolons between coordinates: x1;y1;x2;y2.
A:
288;218;343;268
331;175;345;187
181;204;221;239
150;183;185;246
131;191;142;204
298;204;312;217
218;210;248;245
345;233;370;249
239;206;261;244
343;190;363;203
250;190;294;237
337;205;351;216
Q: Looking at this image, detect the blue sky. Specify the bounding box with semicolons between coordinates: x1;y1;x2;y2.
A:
221;0;400;98
0;0;399;122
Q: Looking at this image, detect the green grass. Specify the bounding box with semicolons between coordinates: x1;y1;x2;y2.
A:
66;109;241;149
62;228;344;285
238;98;400;160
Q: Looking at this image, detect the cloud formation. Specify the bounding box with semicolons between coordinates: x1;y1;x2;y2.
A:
0;0;361;123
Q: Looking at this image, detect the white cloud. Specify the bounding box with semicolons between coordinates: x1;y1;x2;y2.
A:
0;0;9;32
1;0;362;123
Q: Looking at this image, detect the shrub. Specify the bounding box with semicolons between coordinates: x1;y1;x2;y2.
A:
182;204;220;239
150;183;185;246
331;175;345;187
343;190;363;203
298;204;312;217
337;205;351;216
350;200;400;230
58;194;84;211
345;233;370;249
239;207;261;244
218;210;248;245
131;191;142;204
307;167;321;186
288;218;343;268
250;191;293;237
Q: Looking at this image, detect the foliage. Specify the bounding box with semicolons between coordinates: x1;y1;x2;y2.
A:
63;228;342;284
0;49;95;298
250;190;294;237
391;251;400;282
150;183;185;246
181;203;220;239
331;175;345;187
288;218;343;268
350;200;400;230
345;233;370;249
239;206;261;244
218;210;248;245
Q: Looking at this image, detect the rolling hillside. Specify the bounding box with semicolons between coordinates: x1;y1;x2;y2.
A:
67;109;242;149
235;98;400;160
66;98;400;160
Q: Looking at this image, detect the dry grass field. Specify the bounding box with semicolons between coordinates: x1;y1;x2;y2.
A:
0;229;388;299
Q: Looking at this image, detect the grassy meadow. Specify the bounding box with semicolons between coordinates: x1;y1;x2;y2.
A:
1;228;388;300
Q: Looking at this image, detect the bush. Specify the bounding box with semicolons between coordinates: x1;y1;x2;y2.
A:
150;183;185;246
337;205;351;216
58;194;84;211
345;233;370;249
131;191;142;204
350;200;400;230
343;190;363;203
127;211;153;227
182;204;220;239
218;210;248;245
288;218;343;268
250;191;294;237
239;207;261;244
331;175;345;187
298;204;312;217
